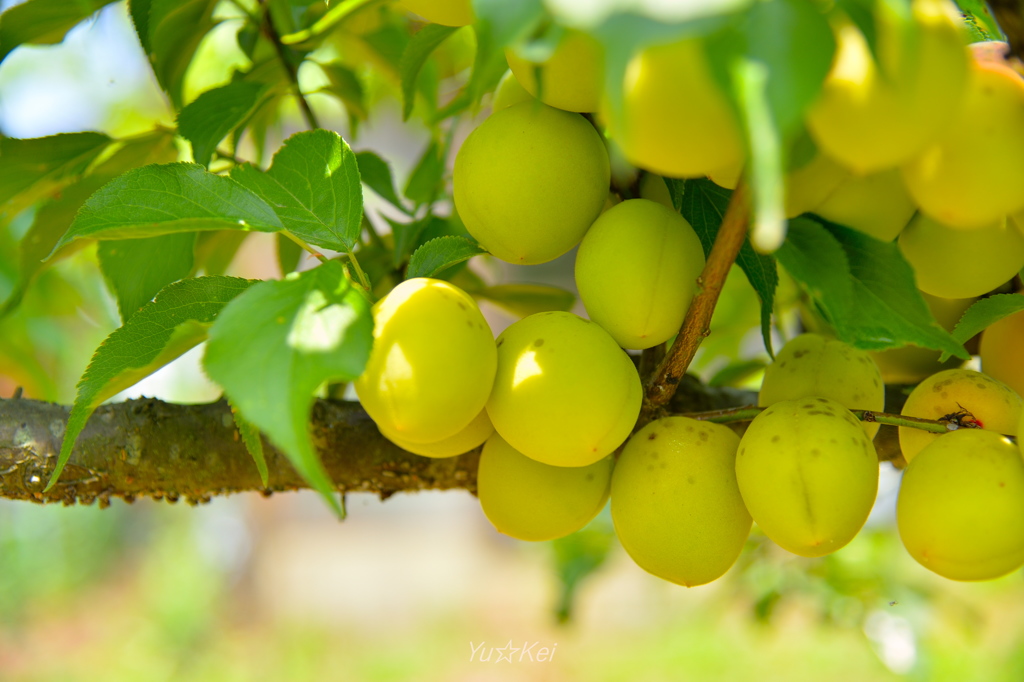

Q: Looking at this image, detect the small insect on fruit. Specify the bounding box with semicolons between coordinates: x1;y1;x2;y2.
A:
939;405;984;430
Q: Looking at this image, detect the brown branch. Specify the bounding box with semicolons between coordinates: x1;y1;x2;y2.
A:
0;397;478;507
0;377;759;507
260;0;320;130
642;183;751;418
1;378;951;507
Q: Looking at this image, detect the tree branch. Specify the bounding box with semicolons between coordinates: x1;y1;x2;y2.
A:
642;183;751;418
260;0;321;130
0;397;478;506
0;377;937;508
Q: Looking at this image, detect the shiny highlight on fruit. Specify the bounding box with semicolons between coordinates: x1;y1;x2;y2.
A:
355;278;496;443
486;311;642;467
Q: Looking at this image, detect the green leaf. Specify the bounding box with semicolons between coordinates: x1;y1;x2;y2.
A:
320;62;368;133
835;0;878;61
467;0;546;107
407;235;484;279
147;0;219;108
733;0;835;136
0;129;179;319
0;132;112;221
361;22;409;72
0;0;116;64
954;0;1004;41
55;163;283;251
0;177;101;319
230;130;363;252
356;151;405;211
178;81;266;167
47;276;254;489
279;0;379;48
194;231;249;276
387;215;432;268
591;12;736;130
551;509;614;624
203;261;374;516
128;0;152;52
277;232;304;275
672;178;777;356
98;234;196;322
477;283;575;318
775;217;854;311
778;217;969;359
944;294;1024;360
401;24;459;120
732;58;786;254
404;140;444;206
707;0;834;254
231;401;269;488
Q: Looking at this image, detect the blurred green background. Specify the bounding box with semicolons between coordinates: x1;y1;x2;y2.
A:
0;3;1021;680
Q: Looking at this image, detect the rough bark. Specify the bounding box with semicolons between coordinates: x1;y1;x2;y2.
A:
0;376;756;507
0;397;479;506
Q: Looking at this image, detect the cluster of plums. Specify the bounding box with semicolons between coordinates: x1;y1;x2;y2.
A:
410;0;1024;304
355;280;1024;585
352;0;1024;585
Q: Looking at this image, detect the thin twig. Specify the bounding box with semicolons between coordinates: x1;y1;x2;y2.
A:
283;231;328;262
642;183;751;417
346;250;372;291
214;147;247;166
638;343;665;383
260;0;321;130
680;404;1013;440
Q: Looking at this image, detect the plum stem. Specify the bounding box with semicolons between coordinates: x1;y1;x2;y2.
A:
680;404;1008;440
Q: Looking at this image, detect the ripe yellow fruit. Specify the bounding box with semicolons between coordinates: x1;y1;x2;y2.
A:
782;148;848;218
378;408;493;458
477;433;612;541
605;38;743;178
902;56;1024;228
980;297;1024;398
611;417;752;587
897;214;1024;298
871;292;972;384
487;311;642;467
897;429;1024;581
638;173;673;209
453;101;610;264
813;168;915;241
807;0;969;174
505;30;603;113
354;278;496;443
759;333;885;438
899;368;1022;462
575;199;706;350
396;0;473;26
492;70;533;112
736;398;879;557
707;157;743;191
